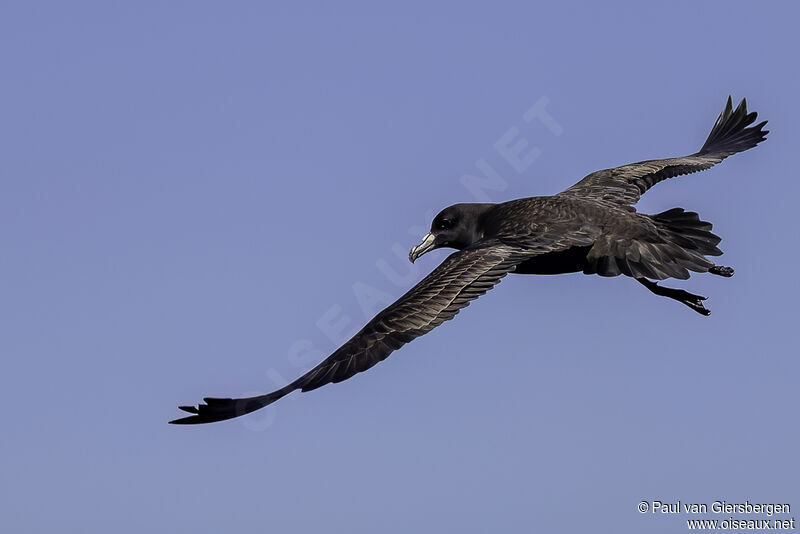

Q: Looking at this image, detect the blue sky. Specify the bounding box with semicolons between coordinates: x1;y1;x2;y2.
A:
1;2;797;532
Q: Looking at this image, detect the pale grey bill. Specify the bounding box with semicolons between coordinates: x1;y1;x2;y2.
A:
409;232;436;263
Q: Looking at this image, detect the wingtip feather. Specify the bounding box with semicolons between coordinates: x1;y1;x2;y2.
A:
170;388;297;425
699;95;768;156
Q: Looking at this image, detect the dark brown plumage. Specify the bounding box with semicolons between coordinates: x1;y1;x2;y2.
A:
171;96;767;424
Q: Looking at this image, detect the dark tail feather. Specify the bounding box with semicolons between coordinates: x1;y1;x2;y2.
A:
652;208;723;258
169;385;296;425
699;96;768;156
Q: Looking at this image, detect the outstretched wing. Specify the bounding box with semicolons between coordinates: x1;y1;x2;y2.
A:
559;96;768;206
171;241;525;424
170;233;588;424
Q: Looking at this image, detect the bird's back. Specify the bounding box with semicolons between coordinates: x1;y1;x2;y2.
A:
484;195;647;241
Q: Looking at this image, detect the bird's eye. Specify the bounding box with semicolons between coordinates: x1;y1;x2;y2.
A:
436;218;454;230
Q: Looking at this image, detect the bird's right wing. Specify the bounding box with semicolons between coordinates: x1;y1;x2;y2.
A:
170;233;590;424
559;97;768;206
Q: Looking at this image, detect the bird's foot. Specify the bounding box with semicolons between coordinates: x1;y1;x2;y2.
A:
638;278;712;316
675;289;710;316
709;265;734;277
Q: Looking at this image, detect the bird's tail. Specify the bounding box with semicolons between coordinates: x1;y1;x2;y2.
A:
651;207;723;259
585;208;722;280
698;96;768;156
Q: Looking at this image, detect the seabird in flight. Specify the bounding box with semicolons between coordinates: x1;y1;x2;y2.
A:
171;96;768;424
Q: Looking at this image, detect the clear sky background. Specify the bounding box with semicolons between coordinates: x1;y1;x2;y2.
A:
2;2;797;532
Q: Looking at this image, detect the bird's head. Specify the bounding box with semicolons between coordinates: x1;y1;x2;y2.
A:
409;203;493;263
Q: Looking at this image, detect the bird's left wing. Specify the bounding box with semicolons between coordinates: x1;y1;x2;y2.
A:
559;97;768;206
170;235;580;424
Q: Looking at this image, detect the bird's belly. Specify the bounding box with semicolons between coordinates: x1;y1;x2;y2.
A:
513;245;591;275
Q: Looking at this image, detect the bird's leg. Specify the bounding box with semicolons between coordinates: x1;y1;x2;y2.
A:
709;264;734;277
636;278;710;316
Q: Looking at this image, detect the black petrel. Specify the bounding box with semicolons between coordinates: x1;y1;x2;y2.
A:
171;96;767;424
